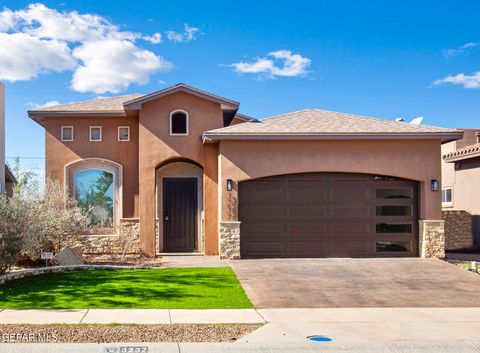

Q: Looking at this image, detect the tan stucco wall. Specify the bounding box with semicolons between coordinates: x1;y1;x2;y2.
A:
138;92;222;256
218;139;443;222
42;115;139;218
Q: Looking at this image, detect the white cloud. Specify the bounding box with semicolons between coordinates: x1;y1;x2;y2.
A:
143;32;162;44
231;50;311;79
166;24;199;43
433;71;480;89
72;39;172;94
0;33;75;81
26;100;61;109
0;3;176;93
443;42;480;58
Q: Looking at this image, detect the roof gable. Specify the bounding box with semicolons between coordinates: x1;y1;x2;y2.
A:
123;83;239;111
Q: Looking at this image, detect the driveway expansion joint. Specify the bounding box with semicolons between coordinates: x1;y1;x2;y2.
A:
79;309;89;324
254;309;268;323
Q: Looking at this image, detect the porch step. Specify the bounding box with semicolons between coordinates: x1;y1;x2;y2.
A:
157;252;205;256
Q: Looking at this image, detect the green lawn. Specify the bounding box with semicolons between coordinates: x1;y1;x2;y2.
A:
0;268;253;309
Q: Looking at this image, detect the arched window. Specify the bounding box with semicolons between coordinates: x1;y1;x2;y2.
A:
75;169;114;227
170;110;189;135
66;159;122;228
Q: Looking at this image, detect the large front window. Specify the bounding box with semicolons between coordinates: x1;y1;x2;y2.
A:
75;169;114;227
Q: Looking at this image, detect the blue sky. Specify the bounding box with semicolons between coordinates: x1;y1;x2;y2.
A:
1;0;480;173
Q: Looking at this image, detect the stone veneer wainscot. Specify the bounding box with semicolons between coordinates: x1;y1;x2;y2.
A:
419;220;445;258
84;218;140;255
219;221;241;259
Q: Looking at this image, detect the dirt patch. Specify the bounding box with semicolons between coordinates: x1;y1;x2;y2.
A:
0;324;262;343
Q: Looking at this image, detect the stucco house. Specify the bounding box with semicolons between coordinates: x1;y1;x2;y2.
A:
442;129;480;251
29;83;462;259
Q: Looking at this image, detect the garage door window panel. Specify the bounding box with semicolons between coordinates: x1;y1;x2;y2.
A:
376;205;412;217
376;188;412;199
376;223;413;233
376;241;411;252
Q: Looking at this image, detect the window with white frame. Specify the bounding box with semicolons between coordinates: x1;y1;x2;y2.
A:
170;110;188;135
118;126;130;141
66;159;122;228
61;126;74;141
89;126;102;141
441;187;453;206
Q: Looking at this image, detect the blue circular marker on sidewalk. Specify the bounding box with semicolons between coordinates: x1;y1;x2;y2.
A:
307;335;333;342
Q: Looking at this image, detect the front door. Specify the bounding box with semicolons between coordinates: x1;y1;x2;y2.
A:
163;178;197;252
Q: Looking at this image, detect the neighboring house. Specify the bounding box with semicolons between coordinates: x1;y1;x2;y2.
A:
29;83;462;259
0;82;18;197
4;164;17;197
442;129;480;251
0;81;5;195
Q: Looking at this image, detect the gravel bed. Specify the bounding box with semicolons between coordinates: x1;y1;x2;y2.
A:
0;324;262;343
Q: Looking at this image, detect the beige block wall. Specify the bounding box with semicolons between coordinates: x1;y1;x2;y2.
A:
443;210;473;250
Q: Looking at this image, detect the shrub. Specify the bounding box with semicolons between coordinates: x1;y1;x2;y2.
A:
22;179;90;258
0;194;32;272
0;176;90;272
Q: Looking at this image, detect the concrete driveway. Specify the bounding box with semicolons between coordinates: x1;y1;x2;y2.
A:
230;258;480;308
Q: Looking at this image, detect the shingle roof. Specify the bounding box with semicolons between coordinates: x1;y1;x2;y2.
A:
29;94;144;113
443;143;480;162
204;108;460;140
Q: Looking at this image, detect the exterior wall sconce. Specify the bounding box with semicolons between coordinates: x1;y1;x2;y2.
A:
431;179;439;192
226;179;233;191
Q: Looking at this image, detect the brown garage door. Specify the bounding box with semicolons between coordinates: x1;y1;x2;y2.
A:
239;173;418;258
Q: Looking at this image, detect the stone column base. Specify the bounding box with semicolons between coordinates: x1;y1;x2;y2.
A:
219;221;241;259
419;220;445;258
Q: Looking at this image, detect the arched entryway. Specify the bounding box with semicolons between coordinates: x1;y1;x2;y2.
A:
156;160;204;253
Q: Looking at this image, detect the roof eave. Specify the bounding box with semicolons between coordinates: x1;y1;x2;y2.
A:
234;113;258;122
4;164;17;184
443;150;480;163
203;131;463;142
28;110;127;120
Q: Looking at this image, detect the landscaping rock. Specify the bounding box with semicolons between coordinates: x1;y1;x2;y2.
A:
0;324;262;343
54;247;85;265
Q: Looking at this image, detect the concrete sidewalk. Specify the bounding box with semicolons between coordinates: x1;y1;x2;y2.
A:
2;307;480;347
0;308;265;324
242;308;480;344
